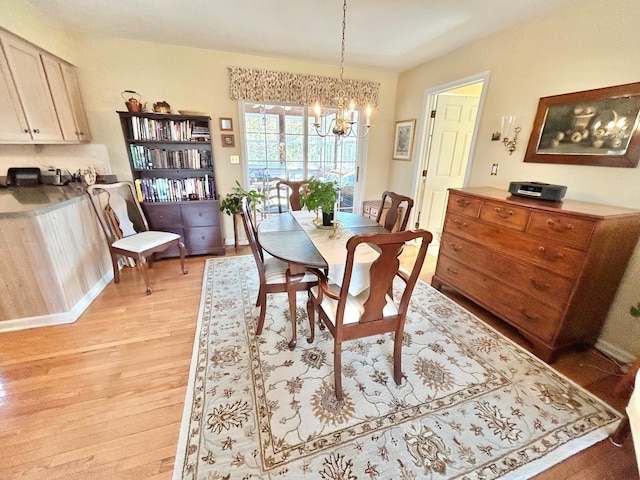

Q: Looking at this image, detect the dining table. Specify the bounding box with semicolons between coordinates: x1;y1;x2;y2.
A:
257;210;389;348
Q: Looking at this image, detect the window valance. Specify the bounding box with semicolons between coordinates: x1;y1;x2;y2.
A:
228;66;379;109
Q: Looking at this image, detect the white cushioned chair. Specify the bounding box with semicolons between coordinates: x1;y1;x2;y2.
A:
239;197;317;337
87;181;187;295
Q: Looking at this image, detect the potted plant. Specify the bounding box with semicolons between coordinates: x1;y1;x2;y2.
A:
220;181;264;250
220;181;264;217
301;178;339;226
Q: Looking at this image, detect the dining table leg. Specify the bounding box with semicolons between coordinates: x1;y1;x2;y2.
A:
286;265;306;349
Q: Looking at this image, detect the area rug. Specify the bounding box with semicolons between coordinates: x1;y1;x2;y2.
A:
173;256;622;480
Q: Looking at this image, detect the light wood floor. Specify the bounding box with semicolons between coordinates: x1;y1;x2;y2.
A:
0;246;637;479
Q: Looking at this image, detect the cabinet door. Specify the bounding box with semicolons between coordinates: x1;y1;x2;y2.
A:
0;44;30;142
1;33;62;142
41;54;78;142
60;62;91;142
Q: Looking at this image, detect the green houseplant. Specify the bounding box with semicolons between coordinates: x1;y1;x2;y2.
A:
219;181;264;217
220;181;264;250
301;178;339;226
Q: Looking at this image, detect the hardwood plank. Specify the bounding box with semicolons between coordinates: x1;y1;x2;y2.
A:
0;247;637;480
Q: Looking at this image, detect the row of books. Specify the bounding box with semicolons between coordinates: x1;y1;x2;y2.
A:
129;145;212;170
134;177;216;203
128;117;211;142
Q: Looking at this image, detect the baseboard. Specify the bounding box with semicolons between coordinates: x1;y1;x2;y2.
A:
595;338;637;364
224;238;249;247
0;271;113;333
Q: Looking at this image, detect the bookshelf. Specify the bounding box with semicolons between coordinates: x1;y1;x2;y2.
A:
117;111;225;257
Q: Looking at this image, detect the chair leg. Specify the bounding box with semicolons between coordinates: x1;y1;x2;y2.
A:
393;330;404;385
306;295;315;343
178;241;188;274
110;252;120;284
136;254;152;295
334;340;343;401
255;285;263;307
610;416;630;447
255;289;267;335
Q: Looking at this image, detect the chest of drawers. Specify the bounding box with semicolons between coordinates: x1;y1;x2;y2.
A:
432;186;640;362
142;200;225;258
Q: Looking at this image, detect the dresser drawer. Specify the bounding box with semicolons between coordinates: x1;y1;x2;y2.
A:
436;256;561;342
143;204;183;228
447;193;481;218
440;232;573;309
182;202;220;227
527;212;595;249
443;213;585;278
186;226;222;254
480;201;530;231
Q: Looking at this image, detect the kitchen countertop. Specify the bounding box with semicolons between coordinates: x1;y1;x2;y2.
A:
0;185;88;218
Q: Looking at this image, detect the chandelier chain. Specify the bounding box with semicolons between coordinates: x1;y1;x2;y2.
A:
339;0;347;97
312;0;371;139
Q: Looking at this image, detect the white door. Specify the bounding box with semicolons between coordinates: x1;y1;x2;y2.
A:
417;94;479;251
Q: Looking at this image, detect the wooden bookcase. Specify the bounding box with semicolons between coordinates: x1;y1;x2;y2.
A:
117;111;225;257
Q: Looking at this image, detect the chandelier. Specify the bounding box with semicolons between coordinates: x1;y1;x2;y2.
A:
313;0;372;139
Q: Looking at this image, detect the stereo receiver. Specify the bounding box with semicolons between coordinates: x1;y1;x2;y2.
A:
508;181;567;201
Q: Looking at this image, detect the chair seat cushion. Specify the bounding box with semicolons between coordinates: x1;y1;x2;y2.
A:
264;256;316;284
113;231;180;253
310;285;397;325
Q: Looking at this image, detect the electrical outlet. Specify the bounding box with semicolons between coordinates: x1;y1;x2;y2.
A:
230;154;240;165
491;163;499;175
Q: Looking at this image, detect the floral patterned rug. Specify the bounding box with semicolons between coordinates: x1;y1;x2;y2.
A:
173;256;622;480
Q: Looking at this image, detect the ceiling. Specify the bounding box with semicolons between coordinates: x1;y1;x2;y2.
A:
27;0;570;72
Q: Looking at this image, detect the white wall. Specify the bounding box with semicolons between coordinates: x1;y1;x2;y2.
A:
0;0;398;244
393;0;640;359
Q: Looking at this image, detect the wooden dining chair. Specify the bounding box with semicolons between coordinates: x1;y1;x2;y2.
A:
306;228;432;400
87;181;187;295
276;179;309;213
377;191;414;232
239;197;317;335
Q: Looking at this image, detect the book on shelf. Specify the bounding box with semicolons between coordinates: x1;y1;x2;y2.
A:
136;176;216;203
129;145;212;169
128;116;210;142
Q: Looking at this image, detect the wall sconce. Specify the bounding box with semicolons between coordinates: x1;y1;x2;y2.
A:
501;115;521;155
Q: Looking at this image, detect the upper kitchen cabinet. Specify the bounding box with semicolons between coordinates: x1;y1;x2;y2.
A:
41;55;91;142
59;62;91;142
0;40;30;142
0;29;91;144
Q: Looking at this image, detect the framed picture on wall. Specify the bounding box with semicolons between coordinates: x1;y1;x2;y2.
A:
221;134;235;147
524;81;640;168
220;118;233;131
392;119;416;161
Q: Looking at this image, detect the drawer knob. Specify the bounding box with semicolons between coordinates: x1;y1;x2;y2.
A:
494;207;513;218
455;198;471;207
519;307;539;322
453;220;468;229
199;213;203;217
449;243;462;252
445;266;459;275
546;219;573;232
537;246;564;261
529;277;552;290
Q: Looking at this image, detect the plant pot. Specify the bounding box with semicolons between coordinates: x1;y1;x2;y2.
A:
322;211;334;226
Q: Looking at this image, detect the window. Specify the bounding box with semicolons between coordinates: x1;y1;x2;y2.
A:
243;102;361;218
